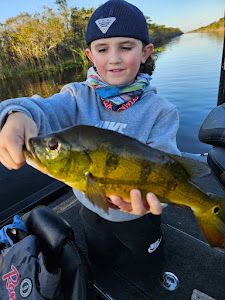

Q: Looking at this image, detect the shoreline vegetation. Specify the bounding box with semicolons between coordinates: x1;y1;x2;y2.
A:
0;1;183;81
190;17;224;34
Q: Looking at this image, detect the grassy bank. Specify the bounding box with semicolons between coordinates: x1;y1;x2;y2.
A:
0;4;183;80
0;30;182;80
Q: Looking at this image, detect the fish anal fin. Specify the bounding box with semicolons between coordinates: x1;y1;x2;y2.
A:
85;172;109;212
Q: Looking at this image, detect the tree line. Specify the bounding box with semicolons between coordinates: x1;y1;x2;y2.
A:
191;17;224;33
0;0;182;80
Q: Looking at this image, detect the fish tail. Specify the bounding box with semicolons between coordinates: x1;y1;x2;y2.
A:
194;195;225;247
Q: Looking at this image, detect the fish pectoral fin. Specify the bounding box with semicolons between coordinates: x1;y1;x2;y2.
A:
171;154;211;178
85;172;109;212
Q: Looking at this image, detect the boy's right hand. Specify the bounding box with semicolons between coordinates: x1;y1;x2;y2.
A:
0;112;38;170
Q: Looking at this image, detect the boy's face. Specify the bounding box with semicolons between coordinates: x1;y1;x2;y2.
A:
85;37;153;85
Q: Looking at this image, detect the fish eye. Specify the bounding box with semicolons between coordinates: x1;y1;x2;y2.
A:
47;138;61;151
213;206;220;214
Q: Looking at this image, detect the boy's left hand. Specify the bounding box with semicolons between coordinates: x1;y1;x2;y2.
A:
108;189;162;215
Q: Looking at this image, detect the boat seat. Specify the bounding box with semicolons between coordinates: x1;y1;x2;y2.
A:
207;147;225;188
199;104;225;188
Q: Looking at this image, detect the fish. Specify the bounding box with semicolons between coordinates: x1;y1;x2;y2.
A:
24;125;225;248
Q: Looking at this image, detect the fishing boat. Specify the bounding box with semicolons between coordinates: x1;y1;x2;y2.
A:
0;31;225;300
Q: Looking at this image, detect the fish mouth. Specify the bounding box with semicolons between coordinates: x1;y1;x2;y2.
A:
23;147;49;174
23;148;34;160
23;141;37;161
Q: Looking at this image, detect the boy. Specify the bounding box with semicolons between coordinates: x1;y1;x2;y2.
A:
0;0;180;280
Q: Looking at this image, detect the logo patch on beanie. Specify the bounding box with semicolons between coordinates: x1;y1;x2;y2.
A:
95;17;116;34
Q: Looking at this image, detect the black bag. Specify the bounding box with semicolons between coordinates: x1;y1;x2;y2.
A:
0;206;95;300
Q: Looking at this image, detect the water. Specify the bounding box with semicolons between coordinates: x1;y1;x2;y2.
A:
0;33;223;154
151;33;224;153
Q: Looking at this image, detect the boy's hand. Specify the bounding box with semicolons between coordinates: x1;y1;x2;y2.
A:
108;189;162;215
0;112;38;170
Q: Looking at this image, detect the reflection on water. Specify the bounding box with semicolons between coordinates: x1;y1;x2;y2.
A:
152;32;223;153
0;68;86;100
0;33;224;153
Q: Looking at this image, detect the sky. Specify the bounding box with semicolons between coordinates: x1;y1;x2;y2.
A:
0;0;224;32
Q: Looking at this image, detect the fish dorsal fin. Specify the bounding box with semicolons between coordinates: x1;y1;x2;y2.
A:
170;154;211;178
84;172;108;212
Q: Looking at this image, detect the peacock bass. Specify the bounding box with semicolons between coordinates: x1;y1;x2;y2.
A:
24;125;225;248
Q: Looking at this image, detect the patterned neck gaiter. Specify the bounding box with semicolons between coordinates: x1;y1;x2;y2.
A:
86;67;151;111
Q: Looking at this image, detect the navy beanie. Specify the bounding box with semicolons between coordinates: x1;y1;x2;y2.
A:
85;0;150;45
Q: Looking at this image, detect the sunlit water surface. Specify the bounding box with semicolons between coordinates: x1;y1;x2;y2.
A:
151;33;223;153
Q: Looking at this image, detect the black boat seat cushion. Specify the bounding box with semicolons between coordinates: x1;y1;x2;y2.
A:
207;147;225;187
199;104;225;188
199;104;225;147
